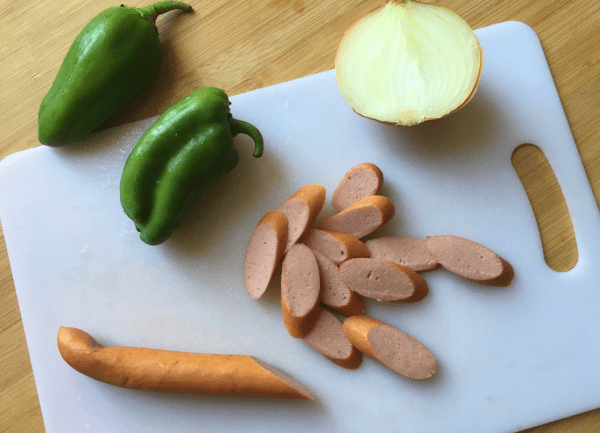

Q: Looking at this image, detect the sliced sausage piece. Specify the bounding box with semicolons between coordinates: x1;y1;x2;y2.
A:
281;244;321;338
301;228;369;266
343;315;436;379
365;236;439;272
339;258;428;302
244;210;288;299
312;250;365;317
57;327;315;399
302;309;362;369
332;163;384;213
318;195;395;239
277;184;326;253
425;235;514;286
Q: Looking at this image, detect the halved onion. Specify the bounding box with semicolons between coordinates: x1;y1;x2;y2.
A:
335;0;484;126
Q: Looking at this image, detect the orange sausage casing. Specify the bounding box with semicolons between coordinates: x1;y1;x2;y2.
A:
331;163;384;213
277;184;326;253
425;235;514;286
57;327;315;399
244;210;288;299
319;195;395;239
343;315;436;379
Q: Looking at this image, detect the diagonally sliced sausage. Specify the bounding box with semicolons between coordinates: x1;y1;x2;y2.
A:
277;184;326;253
318;195;395;239
343;315;436;379
57;327;315;399
312;250;365;317
301;228;369;266
281;244;321;338
244;210;288;299
425;235;514;286
339;258;428;302
302;308;362;369
332;163;384;213
365;236;440;272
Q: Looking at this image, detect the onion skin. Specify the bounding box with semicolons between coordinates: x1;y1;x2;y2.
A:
335;0;484;127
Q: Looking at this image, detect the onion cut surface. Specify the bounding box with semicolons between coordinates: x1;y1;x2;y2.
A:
335;0;483;126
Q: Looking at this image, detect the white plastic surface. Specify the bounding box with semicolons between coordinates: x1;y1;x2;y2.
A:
2;21;600;433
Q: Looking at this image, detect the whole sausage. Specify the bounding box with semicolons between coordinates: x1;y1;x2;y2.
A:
57;327;315;399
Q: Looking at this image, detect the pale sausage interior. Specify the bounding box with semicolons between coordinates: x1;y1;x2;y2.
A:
427;235;504;280
313;251;351;307
366;237;439;272
244;224;279;299
302;229;348;264
278;199;310;250
302;310;354;360
322;207;382;238
333;166;380;211
281;245;320;316
250;357;316;400
341;259;414;301
367;325;436;379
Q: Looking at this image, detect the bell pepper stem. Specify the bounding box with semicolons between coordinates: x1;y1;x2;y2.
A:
230;119;264;158
142;1;192;23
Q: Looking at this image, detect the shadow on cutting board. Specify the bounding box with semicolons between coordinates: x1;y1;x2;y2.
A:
373;85;502;166
366;85;578;273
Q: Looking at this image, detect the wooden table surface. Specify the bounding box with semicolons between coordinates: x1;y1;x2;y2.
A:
1;0;598;431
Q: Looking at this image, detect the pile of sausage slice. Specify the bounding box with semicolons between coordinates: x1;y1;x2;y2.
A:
244;163;514;380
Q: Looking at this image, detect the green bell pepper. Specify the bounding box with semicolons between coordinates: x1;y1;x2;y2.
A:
120;86;264;245
38;1;192;147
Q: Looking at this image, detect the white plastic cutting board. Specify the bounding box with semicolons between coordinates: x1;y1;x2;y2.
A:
1;21;600;433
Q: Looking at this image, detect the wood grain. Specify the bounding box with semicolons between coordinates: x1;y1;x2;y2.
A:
1;0;598;431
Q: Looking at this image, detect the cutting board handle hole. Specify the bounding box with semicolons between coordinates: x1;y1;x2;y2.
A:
512;143;578;272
